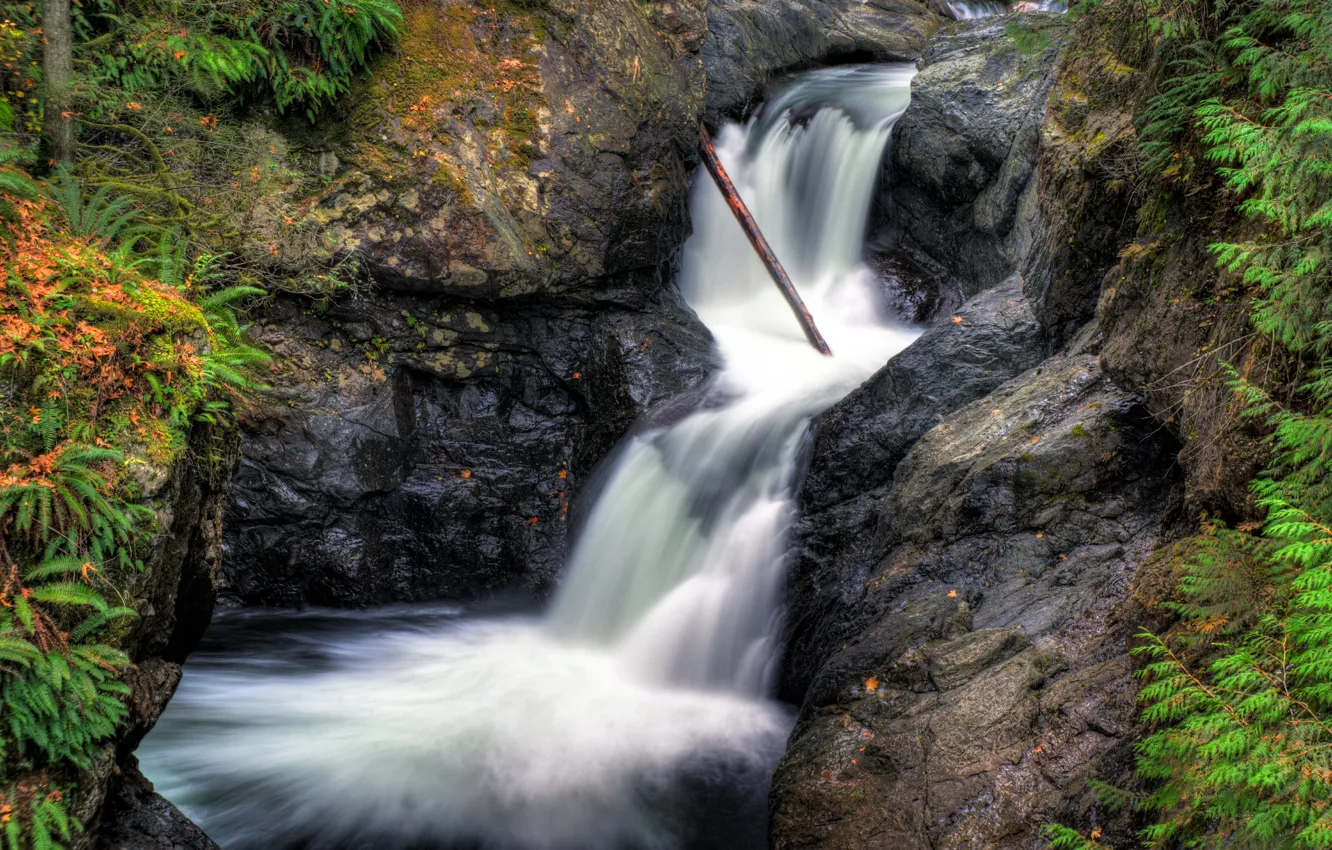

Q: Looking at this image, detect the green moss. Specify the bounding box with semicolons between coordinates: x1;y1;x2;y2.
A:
352;0;545;183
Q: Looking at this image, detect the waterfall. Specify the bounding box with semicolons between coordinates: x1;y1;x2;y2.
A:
946;0;1067;18
549;65;916;697
139;64;919;850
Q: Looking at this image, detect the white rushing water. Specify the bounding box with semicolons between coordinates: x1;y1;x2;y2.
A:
946;0;1066;18
140;64;920;850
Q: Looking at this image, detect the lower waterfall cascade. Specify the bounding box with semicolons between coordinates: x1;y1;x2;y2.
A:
139;63;921;850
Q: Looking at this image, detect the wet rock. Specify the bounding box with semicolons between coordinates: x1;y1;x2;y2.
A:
224;286;716;607
884;14;1065;293
703;0;947;121
783;277;1047;698
867;251;962;324
772;354;1180;849
97;759;220;850
799;275;1044;513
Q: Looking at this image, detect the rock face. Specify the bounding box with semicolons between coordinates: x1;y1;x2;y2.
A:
224;288;714;606
1094;199;1265;517
883;15;1064;295
784;277;1048;697
703;0;947;120
291;0;708;297
770;14;1193;848
97;759;220;850
225;0;947;606
773;354;1179;848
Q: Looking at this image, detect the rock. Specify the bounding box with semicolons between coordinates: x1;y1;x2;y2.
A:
1023;11;1265;507
1095;199;1265;518
800;275;1045;513
883;14;1065;294
224;285;716;607
1017;17;1141;342
97;759;220;850
771;354;1181;849
703;0;946;121
867;251;963;324
783;277;1047;698
281;0;707;298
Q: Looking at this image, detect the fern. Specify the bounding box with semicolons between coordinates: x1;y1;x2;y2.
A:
1044;824;1113;850
1047;0;1332;847
1;787;77;850
90;0;402;120
45;171;151;248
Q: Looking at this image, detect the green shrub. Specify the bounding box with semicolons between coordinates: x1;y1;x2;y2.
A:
86;0;402;120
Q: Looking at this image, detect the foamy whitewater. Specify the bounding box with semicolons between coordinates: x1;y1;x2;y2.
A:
946;0;1067;19
140;64;920;850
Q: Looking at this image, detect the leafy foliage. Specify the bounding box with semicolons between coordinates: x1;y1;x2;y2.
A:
1;787;77;850
85;0;402;120
1049;0;1332;847
0;159;266;847
0;0;377;843
1130;519;1332;848
44;171;149;247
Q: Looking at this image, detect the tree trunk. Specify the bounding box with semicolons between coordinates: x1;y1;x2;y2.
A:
697;125;832;356
42;0;75;164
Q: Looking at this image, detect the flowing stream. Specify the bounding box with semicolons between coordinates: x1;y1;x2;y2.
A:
140;63;919;850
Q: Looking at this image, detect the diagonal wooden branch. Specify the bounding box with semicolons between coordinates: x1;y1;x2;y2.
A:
698;125;833;356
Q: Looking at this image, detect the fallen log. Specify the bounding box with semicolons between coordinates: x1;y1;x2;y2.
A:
698;125;833;356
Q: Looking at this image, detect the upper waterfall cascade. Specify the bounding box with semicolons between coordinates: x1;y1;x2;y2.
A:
139;63;921;850
946;0;1066;18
